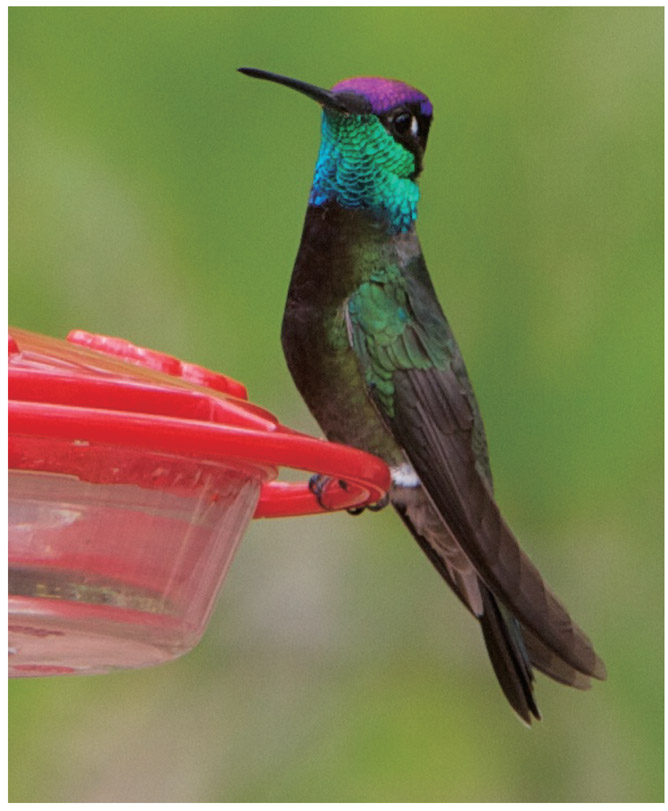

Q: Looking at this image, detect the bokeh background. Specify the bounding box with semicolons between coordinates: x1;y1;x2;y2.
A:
9;6;663;802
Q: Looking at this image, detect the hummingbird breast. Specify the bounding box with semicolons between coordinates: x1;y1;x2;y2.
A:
281;202;408;465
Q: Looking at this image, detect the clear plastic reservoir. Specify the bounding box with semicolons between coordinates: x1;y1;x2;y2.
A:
9;442;264;675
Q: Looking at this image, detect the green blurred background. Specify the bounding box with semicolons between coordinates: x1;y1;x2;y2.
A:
9;6;663;802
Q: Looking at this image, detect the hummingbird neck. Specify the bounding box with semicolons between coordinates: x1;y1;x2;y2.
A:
308;111;420;234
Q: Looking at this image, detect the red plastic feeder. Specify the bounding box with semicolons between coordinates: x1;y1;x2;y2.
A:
8;328;390;677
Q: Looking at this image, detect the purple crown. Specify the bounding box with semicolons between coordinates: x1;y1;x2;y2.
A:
332;77;433;117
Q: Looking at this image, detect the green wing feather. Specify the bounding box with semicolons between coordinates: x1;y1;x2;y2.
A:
346;259;606;683
347;264;449;417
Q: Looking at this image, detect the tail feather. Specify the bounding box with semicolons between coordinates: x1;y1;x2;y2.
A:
521;627;593;690
479;586;540;724
394;501;541;723
392;367;607;682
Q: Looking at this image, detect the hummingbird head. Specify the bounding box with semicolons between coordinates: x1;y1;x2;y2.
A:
328;76;433;175
239;68;433;233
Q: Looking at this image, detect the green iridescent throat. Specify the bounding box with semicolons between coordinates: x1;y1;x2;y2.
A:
309;111;420;233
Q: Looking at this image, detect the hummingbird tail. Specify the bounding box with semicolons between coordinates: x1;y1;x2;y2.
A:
520;627;594;690
478;586;541;724
393;500;540;723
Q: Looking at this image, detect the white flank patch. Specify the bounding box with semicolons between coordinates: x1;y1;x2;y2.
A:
391;462;421;488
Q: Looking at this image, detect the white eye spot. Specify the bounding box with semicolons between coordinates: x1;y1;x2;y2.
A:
410;116;419;137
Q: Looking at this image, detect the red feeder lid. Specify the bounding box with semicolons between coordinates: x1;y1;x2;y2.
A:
8;328;390;516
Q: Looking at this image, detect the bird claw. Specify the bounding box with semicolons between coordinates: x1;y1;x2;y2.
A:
347;492;390;516
308;473;340;510
309;475;389;515
366;493;390;512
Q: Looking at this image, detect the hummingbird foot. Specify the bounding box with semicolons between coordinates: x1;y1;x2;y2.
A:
346;491;390;516
365;493;390;512
308;473;346;510
309;475;390;514
335;477;384;515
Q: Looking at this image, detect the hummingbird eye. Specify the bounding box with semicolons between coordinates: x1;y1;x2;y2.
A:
392;112;416;137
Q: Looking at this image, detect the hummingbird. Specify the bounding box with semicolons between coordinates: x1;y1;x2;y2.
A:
239;67;606;723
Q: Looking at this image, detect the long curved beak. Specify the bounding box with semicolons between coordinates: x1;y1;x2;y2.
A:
238;67;368;114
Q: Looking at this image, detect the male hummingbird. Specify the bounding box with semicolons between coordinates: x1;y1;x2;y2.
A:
239;67;606;723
